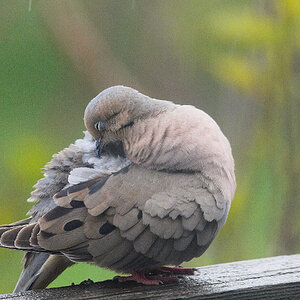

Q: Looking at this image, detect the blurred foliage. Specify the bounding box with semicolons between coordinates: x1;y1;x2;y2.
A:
0;0;299;293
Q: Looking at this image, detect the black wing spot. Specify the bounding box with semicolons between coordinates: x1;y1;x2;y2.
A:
40;230;55;239
70;200;85;208
64;220;84;231
45;206;71;222
137;210;143;220
99;222;116;235
89;176;109;195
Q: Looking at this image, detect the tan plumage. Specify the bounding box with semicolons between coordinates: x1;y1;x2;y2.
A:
0;86;236;290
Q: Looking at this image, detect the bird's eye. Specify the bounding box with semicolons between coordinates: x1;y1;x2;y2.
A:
94;121;106;131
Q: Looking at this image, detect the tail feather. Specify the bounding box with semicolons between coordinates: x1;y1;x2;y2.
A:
0;220;74;292
15;224;36;249
0;221;37;250
0;227;10;237
14;252;50;292
30;224;41;247
0;218;32;248
1;226;24;248
14;253;74;292
0;221;59;254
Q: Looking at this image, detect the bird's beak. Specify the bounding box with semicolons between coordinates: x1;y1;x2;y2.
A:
95;138;104;158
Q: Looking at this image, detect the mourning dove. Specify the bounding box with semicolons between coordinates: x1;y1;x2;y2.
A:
0;86;236;291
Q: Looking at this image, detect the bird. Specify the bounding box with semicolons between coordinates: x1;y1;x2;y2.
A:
0;86;236;292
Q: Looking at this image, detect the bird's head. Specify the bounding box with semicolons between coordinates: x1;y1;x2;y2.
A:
84;86;175;157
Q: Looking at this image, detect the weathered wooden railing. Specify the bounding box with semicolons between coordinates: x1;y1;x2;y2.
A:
1;254;299;299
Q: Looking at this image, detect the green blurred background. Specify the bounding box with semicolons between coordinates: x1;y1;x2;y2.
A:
0;0;299;293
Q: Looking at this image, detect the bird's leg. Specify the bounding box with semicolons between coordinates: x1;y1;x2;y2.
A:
155;266;196;275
